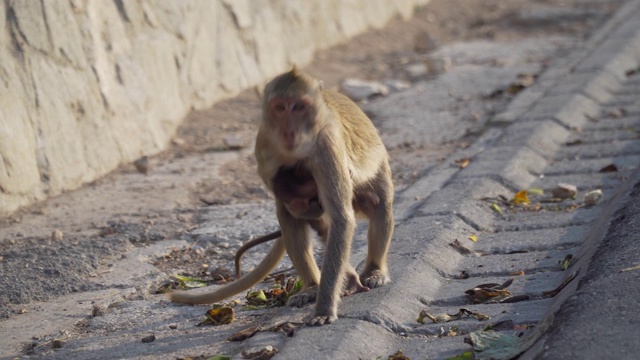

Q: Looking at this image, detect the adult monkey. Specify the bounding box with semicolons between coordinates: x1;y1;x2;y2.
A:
168;68;394;325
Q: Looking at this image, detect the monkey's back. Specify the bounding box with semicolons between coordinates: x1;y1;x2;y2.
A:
322;90;389;184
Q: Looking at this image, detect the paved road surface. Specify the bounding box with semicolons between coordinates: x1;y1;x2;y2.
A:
1;0;639;359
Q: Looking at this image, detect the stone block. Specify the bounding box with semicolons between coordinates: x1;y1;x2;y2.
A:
574;38;640;79
526;94;600;129
418;178;512;231
546;70;622;104
473;226;590;254
456;147;548;190
498;120;571;158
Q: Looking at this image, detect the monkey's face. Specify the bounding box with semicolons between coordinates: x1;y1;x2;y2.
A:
268;96;316;157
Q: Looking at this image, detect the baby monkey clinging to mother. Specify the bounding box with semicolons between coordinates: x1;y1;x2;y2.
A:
168;67;394;326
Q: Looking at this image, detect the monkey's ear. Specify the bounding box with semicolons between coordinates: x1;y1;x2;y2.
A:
318;80;324;90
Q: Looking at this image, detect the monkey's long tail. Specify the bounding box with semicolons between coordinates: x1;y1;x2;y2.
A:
166;237;286;304
235;230;282;278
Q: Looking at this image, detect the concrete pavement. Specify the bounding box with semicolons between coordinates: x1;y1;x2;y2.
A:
276;0;640;358
1;1;638;359
534;169;640;359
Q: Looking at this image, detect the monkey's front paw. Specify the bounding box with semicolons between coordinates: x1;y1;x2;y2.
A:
286;287;317;307
360;269;391;288
307;313;338;326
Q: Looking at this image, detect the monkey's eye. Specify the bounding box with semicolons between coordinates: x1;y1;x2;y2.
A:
274;103;286;112
292;102;305;111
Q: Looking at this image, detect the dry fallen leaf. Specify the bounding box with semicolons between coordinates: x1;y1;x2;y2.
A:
620;264;640;272
551;183;577;200
388;349;411;360
512;190;530;205
499;294;530;303
198;306;235;326
607;108;627;118
483;320;514;331
475;278;513;290
228;322;301;342
468;234;478;242
246;290;268;304
241;345;278;360
505;83;525;95
599;164;618;173
543;270;579;298
466;288;512;303
227;326;260;342
284;277;297;292
584;189;603;206
450;239;482;256
417;310;437;324
466;279;514;304
560;254;575;270
417;309;490;324
455;158;471;169
268;322;302;337
244;286;291;308
517;73;537;87
273;273;286;285
446;326;460;337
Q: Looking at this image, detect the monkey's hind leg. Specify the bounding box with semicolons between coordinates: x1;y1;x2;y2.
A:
306;218;369;297
276;202;322;308
360;162;394;288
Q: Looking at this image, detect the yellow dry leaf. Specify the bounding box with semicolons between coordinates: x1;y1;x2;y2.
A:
561;254;574;271
199;306;235;326
468;235;478;242
512;190;530;205
388;350;411;360
455;158;470;169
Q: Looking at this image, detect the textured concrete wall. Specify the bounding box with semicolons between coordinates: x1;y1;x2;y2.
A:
0;0;430;215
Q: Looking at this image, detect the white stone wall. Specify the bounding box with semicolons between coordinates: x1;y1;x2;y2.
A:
0;0;429;215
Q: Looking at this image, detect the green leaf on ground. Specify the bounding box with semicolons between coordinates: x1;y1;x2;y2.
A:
207;355;231;360
490;203;503;214
173;274;208;288
447;351;472;360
